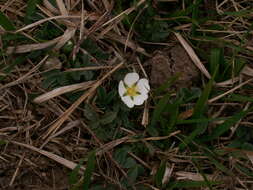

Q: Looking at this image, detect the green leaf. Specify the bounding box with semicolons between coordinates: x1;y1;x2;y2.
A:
25;0;41;24
100;111;117;125
83;104;99;121
0;56;27;81
168;180;221;189
0;11;15;31
179;87;201;103
97;87;106;102
69;159;84;185
193;35;251;54
241;142;253;151
150;93;171;128
192;158;213;190
179;75;215;149
209;48;222;80
122;157;136;169
81;38;109;60
82;151;96;190
203;149;232;176
179;116;208;150
177;117;225;125
235;163;253;178
222;10;252;16
154;73;180;96
0;140;6;146
233;57;246;76
226;93;253;102
127;165;139;184
155;161;166;188
193;78;214;118
41;69;61;89
191;0;202;36
105;90;116;105
90;185;118;190
201;106;253;142
89;185;106;190
166;100;180;134
113;146;131;166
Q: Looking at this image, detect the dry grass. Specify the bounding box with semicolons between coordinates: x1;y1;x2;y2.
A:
1;0;253;189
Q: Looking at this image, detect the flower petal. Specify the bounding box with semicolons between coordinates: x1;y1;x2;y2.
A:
133;93;148;105
137;78;150;94
121;96;135;108
118;80;126;97
124;72;139;86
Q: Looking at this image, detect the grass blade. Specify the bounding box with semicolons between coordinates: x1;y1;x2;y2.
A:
82;151;96;190
209;48;222;80
150;93;171;128
69;159;84;186
177;117;225;125
226;93;253;102
200;106;253;142
167;180;221;189
155;161;166;188
193;78;214;118
191;0;202;36
154;73;180;96
179;75;215;149
166;99;181;134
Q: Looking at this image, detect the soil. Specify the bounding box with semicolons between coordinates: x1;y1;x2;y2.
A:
149;44;199;90
0;144;70;190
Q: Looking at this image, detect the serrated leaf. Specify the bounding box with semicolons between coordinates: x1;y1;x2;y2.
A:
83;104;99;121
123;157;136;169
41;69;61;89
100;111;117;125
114;146;131;166
127;165;139;185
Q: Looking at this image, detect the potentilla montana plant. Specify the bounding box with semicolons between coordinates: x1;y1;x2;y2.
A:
118;72;150;108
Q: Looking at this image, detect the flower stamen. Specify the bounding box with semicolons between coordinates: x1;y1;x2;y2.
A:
126;84;139;97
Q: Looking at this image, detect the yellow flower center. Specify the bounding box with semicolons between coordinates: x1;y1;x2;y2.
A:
126;85;139;97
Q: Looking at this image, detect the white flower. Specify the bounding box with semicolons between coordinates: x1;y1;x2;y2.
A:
118;72;150;108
